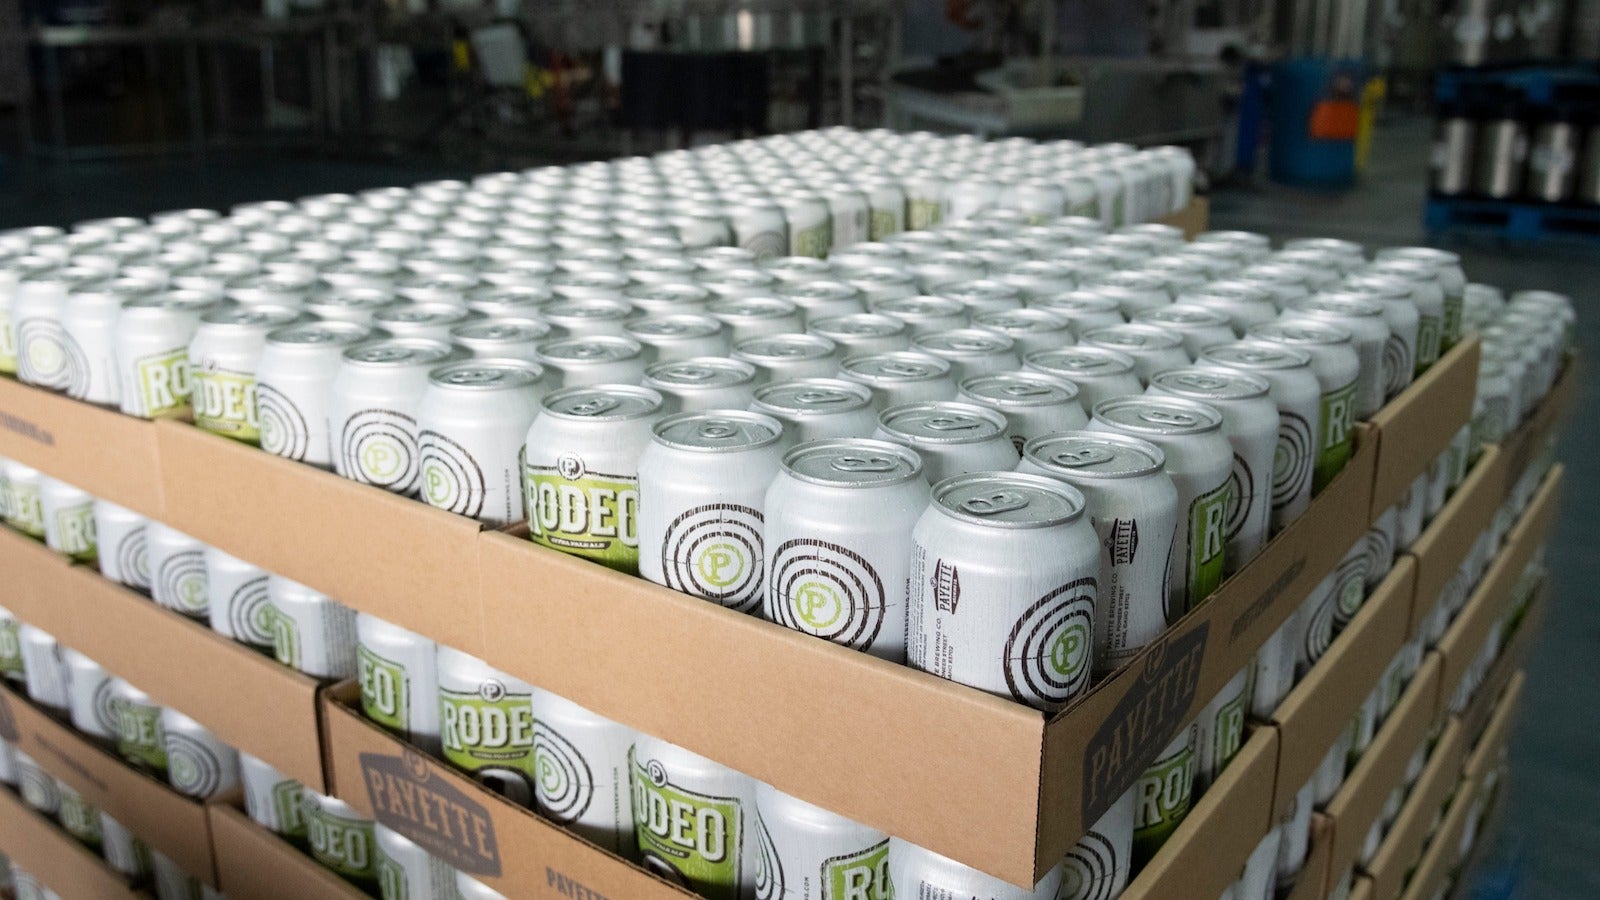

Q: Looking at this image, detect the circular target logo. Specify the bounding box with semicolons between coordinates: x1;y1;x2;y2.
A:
1271;412;1315;511
661;504;764;613
531;722;594;823
92;677;120;737
158;551;209;618
1332;556;1371;627
116;528;151;591
257;384;310;461
1361;527;1393;584
341;409;419;493
769;539;886;652
741;231;788;261
1383;336;1413;397
1060;829;1121;900
753;813;784;900
229;576;275;647
1224;452;1255;542
1004;579;1095;707
1303;591;1336;665
417;430;486;517
166;731;227;798
18;321;88;396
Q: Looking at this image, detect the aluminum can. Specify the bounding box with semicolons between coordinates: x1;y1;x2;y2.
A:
776;280;865;324
638;412;786;613
14;269;97;391
1018;433;1179;670
0;256;60;374
373;303;476;343
101;811;153;878
640;358;755;415
1198;343;1321;534
754;783;890;900
762;439;929;662
856;178;908;241
160;707;240;799
888;837;1063;900
902;170;949;230
731;334;840;383
268;576;358;680
1247;321;1360;494
1372;247;1465;349
996;260;1080;300
529;687;637;856
1340;274;1420;399
111;678;167;773
939;279;1025;317
868;295;968;336
1132;724;1198;865
762;257;837;285
115;290;219;418
1135;305;1237;358
61;277;157;404
464;284;554;320
1327;540;1372;635
704;297;804;344
910;328;1020;379
1363;506;1398;592
1091;275;1172;318
306;288;397;325
626;315;731;363
0;604;23;685
630;734;758;899
456;873;510;900
523;385;664;573
1057;788;1135;900
308;792;380;890
375;824;456;900
355;613;441;755
958;371;1086;453
908;472;1098;709
692;247;762;273
61;647;117;741
1251;615;1297;718
908;252;988;292
1028;291;1124;337
256;321;373;468
969;309;1074;359
1293;571;1338;677
837;351;957;410
749;378;878;443
806;313;911;356
240;751;308;841
203;546;273;651
1147;368;1277;572
417;360;546;525
1194;667;1251;793
15;750;60;816
873;401;1018;484
1081;324;1190;385
699;268;782;302
1088;397;1231;615
1178;282;1278;334
39;477;96;563
1274;780;1314;890
837;265;919;305
451;319;549;361
1022;346;1143;411
148;522;209;619
549;270;632;303
776;191;833;258
189;304;304;443
725;198;789;260
1282;294;1389;419
540;298;636;339
1363;259;1445;375
435;646;538;803
330;338;467;494
535;336;647;389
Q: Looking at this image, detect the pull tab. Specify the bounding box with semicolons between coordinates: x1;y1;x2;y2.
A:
1140;408;1198;427
1051;445;1115;468
570;396;621;416
1170;372;1228;391
832;454;898;473
668;365;716;383
880;361;932;378
925;414;980;432
959;490;1029;516
946;336;997;353
697;420;738;440
1000;384;1054;399
794;389;848;407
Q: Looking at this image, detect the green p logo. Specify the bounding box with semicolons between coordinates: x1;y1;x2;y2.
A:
363;443;399;478
794;580;843;630
1049;624;1087;678
696;543;747;590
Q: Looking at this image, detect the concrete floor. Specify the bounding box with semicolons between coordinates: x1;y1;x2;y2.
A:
0;116;1595;897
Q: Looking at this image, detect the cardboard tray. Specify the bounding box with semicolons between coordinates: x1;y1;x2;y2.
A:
1270;558;1417;820
1322;654;1444;884
0;783;145;900
0;525;328;791
1462;673;1523;784
1119;728;1279;900
1493;354;1578;498
1157;197;1210;238
1282;813;1334;900
154;419;488;656
1432;467;1562;718
1395;767;1478;900
1349;873;1374;900
1359;717;1466;900
207;796;368;900
0;377;165;519
1457;592;1540;748
1402;446;1507;635
320;683;696;900
474;429;1377;884
0;681;217;887
1368;338;1480;520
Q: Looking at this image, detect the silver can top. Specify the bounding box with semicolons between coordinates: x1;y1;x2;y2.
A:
626;314;725;340
777;280;862;304
1022;432;1166;479
1292;293;1386;319
1248;320;1354;347
428;359;544;391
958;371;1079;408
542;384;663;421
542;298;636;324
732;333;837;363
752;378;873;416
972;308;1071;335
122;289;220;314
624;282;714;309
1200;341;1313;371
705;296;799;320
536;336;643;363
198;304;303;329
344;338;461;367
931;472;1085;528
872;295;966;321
782;438;923;488
762;256;835;280
913;328;1016;358
1138;305;1231;328
1093;396;1223;436
1035;290;1122;315
267;320;371;347
644;357;757;388
1025;346;1136;377
653;410;783;452
878;401;1008;445
374;303;474;328
1149;367;1270;401
1083;323;1184;351
840;351;952;383
465;285;554;313
808;313;909;341
1337;274;1413;303
938;279;1024;307
451;319;551;345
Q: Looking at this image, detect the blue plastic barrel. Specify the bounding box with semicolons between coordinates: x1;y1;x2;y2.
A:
1269;57;1366;188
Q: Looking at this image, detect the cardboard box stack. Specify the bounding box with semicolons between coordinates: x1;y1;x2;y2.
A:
0;133;1574;900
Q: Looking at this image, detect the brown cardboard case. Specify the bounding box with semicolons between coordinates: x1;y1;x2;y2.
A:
1270;557;1417;820
207;796;368;900
1494;354;1578;497
0;681;218;886
1463;673;1523;783
1282;813;1333;900
1368;338;1480;519
1402;446;1507;635
0;524;328;790
475;430;1377;884
320;683;695;900
1158;197;1210;238
1396;766;1478;900
1120;728;1279;900
1360;718;1466;900
0;784;144;900
0;377;164;518
1458;593;1539;748
1349;873;1375;900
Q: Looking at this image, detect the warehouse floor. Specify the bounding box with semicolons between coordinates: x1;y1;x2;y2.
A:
0;116;1594;897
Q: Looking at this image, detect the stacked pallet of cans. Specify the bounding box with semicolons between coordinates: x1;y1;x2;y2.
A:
0;127;1572;900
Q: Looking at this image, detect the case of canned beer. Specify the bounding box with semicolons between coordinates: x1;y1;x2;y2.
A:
1402;446;1506;633
0;785;147;900
1366;338;1481;520
206;798;369;900
1360;719;1467;900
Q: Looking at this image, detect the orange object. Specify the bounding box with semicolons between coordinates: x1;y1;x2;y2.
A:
1308;100;1360;140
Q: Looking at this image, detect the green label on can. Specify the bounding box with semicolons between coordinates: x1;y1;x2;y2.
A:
269;605;302;671
309;807;378;885
274;778;309;840
377;853;408;900
1132;737;1195;863
793;224;831;260
52;502;97;562
1313;381;1358;493
0;311;15;373
907;200;943;230
1185;481;1230;613
868;211;899;242
824;839;891;900
525;463;640;573
59;791;103;850
134;348;192;417
439;685;536;804
1069;199;1100;220
1441;291;1464;348
1211;690;1249;775
115;700;168;772
193;369;260;443
358;643;410;737
1415;314;1442;373
1112;193;1126;227
6;482;45;538
630;749;743;900
0;619;23;679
